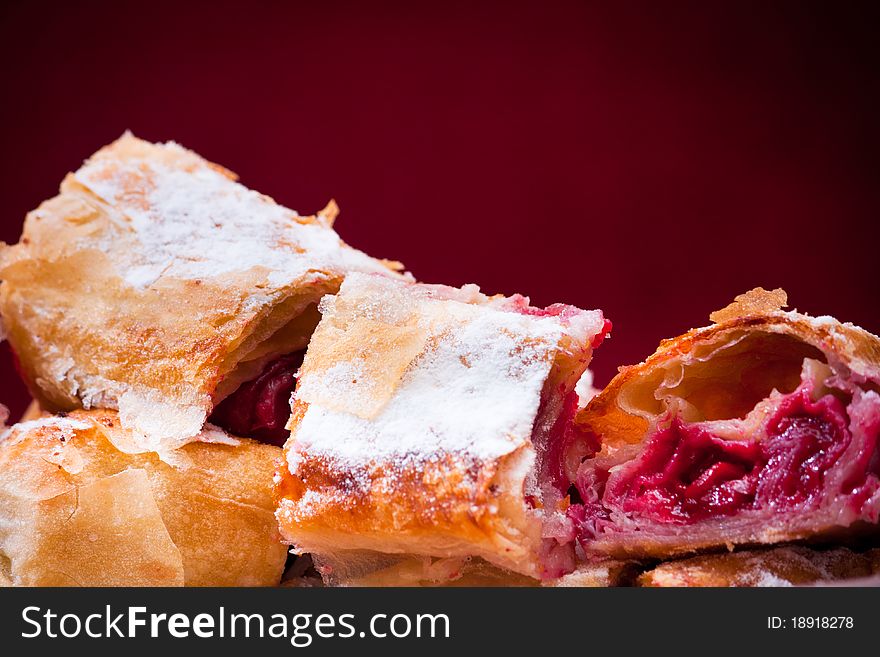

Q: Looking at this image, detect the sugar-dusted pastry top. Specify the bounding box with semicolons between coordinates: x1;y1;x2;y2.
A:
291;275;602;472
0;133;403;450
277;273;607;576
64;133;396;289
0;409;287;587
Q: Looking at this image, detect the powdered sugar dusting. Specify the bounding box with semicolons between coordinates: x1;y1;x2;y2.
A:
749;571;795;587
291;274;602;475
10;134;408;450
0;415;93;445
712;547;871;586
72;135;395;289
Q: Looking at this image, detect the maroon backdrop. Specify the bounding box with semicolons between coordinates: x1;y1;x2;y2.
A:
1;1;878;420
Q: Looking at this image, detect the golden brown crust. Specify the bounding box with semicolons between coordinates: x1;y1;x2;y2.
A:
0;409;287;586
577;291;880;448
277;274;606;577
309;552;633;587
314;554;541;587
3;469;185;586
546;561;638;587
708;287;789;324
0;133;402;449
638;546;880;587
278;445;537;573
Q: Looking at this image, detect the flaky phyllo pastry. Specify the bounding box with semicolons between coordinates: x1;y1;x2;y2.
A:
0;133;402;452
568;289;880;560
0;409;286;586
2;132;878;588
300;553;633;587
637;546;880;587
276;273;610;579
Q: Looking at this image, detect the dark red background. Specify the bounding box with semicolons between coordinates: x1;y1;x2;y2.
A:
1;1;878;420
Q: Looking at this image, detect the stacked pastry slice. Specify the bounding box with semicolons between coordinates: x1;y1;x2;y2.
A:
276;273;609;581
0;411;285;586
637;546;880;587
0;134;403;586
0;133;404;452
2;134;878;587
276;286;880;586
570;288;880;561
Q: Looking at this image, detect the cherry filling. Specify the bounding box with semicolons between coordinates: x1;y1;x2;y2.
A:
617;421;762;522
609;390;855;523
571;387;880;532
209;351;305;447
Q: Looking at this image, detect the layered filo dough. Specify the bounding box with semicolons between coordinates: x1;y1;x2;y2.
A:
568;288;880;561
305;552;634;587
276;273;609;579
308;553;543;587
638;546;880;587
0;409;287;586
0;133;402;452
